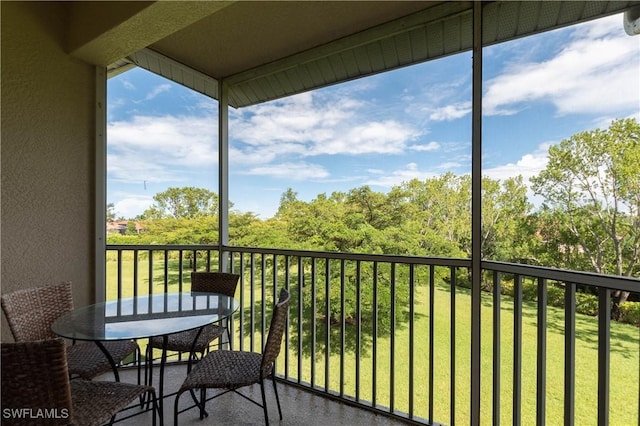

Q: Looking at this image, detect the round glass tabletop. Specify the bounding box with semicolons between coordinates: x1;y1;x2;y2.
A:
52;292;239;341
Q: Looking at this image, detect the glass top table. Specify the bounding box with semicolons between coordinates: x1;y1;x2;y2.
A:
52;292;240;424
52;292;239;341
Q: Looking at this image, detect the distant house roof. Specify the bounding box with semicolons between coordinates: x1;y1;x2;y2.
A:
106;221;145;235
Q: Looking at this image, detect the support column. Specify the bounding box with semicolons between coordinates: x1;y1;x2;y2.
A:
95;66;107;302
218;79;230;271
470;2;483;425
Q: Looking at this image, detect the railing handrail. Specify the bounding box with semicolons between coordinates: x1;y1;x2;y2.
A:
107;243;639;293
483;260;640;293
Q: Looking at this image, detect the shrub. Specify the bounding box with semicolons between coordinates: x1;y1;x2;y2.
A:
522;279;538;301
547;284;565;308
575;292;599;316
618;301;640;326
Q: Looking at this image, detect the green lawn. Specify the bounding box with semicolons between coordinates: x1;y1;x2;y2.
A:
107;257;640;425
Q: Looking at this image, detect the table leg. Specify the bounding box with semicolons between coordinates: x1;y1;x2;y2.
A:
94;341;119;382
158;335;168;426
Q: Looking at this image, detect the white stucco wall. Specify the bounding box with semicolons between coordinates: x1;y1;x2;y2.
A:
1;2;96;341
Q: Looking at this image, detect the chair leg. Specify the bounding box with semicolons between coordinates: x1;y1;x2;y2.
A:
174;388;185;426
145;345;154;410
148;389;158;426
260;381;269;425
136;345;144;407
136;344;142;385
225;320;231;349
271;372;282;420
199;388;206;420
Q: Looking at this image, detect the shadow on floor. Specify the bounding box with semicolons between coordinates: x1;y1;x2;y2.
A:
104;363;411;426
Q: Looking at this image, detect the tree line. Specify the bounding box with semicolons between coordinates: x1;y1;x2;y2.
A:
108;118;640;322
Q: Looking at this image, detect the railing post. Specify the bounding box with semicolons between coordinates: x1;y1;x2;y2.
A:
537;278;547;425
513;274;523;426
493;270;501;426
564;282;576;426
598;287;610;425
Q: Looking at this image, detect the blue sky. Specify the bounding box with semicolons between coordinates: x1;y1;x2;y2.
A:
107;14;639;220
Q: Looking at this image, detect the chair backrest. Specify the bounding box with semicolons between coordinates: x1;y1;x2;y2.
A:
1;282;74;342
191;272;239;297
260;288;290;379
1;338;73;425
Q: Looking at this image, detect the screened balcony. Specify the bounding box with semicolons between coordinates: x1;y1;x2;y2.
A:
2;2;639;426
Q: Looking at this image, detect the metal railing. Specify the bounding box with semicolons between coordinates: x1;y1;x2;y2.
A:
106;244;640;425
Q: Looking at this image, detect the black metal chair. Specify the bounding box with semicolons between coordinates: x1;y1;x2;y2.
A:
174;288;290;425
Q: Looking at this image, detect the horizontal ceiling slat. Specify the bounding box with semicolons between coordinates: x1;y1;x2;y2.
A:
316;57;337;84
341;50;361;79
126;49;219;101
394;32;414;65
517;2;542;34
496;2;521;39
329;55;347;82
558;1;587;25
354;46;374;75
232;80;259;108
285;67;307;93
380;38;400;69
409;26;428;63
304;62;325;88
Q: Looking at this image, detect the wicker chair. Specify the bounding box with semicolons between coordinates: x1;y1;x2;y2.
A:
174;288;290;426
146;272;240;367
1;281;140;382
1;338;157;426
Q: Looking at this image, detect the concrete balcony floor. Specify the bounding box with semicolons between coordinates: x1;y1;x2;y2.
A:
105;363;411;426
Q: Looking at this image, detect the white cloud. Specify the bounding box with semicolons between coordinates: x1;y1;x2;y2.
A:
230;91;421;164
122;80;135;90
484;16;639;116
483;143;551;182
437;161;464;170
107;115;218;182
113;195;154;219
314;121;419;155
143;84;172;101
107;153;183;183
429;102;472;121
483;143;552;208
364;163;437;187
244;162;329;180
409;141;440;152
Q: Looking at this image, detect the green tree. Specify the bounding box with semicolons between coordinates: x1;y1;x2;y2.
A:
125;221;138;235
141;186;219;219
531;118;640;310
481;175;532;262
395;174;470;257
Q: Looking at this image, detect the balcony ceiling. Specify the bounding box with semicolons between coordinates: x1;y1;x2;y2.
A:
71;1;639;108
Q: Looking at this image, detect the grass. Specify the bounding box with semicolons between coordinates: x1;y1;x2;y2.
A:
106;256;640;425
